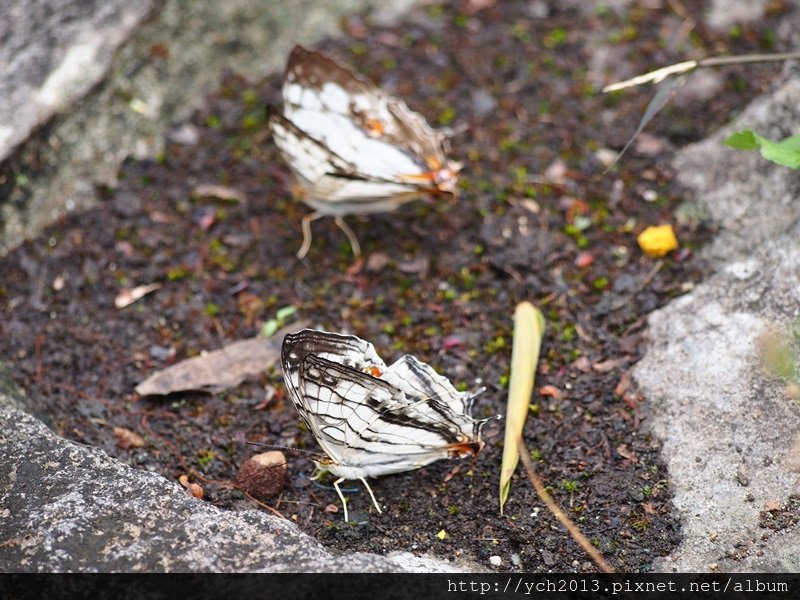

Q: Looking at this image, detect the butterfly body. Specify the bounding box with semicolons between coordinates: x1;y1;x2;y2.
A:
270;46;461;259
281;329;491;520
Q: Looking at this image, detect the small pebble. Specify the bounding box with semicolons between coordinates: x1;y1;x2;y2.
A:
489;555;502;567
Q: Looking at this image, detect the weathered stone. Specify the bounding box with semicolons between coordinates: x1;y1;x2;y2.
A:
0;403;407;572
0;0;155;164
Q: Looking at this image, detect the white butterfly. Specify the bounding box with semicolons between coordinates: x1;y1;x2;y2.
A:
281;328;492;522
270;45;462;260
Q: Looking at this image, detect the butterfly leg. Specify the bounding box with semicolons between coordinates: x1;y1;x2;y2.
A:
333;477;349;523
298;211;323;259
334;216;361;259
359;476;383;515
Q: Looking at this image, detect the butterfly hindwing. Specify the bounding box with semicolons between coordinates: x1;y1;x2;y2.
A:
281;329;485;478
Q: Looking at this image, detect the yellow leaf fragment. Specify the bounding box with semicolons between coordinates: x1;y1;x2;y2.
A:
637;224;678;258
437;529;447;540
499;301;546;515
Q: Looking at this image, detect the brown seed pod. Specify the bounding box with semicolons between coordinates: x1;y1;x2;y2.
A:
235;451;288;501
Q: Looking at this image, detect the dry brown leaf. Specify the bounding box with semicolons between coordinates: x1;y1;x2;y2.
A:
324;504;339;513
443;464;462;483
616;444;638;462
115;283;161;309
112;426;145;449
615;372;632;396
593;358;624;372
192;183;246;203
188;483;204;499
135;322;308;396
539;385;563;399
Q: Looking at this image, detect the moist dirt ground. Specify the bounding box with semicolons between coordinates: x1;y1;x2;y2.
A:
0;0;790;572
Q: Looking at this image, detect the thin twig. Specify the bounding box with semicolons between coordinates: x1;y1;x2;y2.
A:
517;438;615;574
603;51;800;92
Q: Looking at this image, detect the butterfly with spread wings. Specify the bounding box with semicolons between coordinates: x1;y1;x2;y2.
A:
269;45;462;260
281;328;493;522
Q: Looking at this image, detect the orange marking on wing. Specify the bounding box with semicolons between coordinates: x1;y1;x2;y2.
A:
447;441;482;458
365;366;383;377
365;119;385;137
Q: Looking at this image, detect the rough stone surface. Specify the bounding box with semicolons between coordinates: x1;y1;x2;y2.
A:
0;0;154;163
636;239;800;571
0;0;386;254
706;0;768;30
673;74;800;263
0;403;417;572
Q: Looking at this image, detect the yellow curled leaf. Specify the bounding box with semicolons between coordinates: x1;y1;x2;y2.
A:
637;224;678;258
499;301;546;515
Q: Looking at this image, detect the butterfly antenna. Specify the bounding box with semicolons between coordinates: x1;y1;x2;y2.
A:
465;385;487;411
245;440;320;458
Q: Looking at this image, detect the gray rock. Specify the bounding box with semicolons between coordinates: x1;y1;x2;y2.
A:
0;0;155;164
673;76;800;264
706;0;768;30
0;402;409;572
0;0;388;255
636;238;800;572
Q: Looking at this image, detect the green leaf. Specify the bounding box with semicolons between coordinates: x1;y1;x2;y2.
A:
723;129;759;150
262;319;279;338
499;302;546;515
724;129;800;169
275;305;298;321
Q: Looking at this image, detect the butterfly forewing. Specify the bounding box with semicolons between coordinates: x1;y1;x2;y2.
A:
282;46;448;169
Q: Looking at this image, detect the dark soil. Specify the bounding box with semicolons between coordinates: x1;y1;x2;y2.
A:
0;0;790;572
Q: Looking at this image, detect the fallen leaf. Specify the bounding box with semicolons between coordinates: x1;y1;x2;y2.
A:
365;252;390;273
135;322;308;396
443;464;462;483
615;372;632;396
538;385;562;399
593;358;624;372
616;444;638;462
178;475;190;488
441;335;463;351
192;183;246;203
324;504;339;513
198;209;216;231
641;502;657;515
574;252;594;268
398;255;430;276
112;426;145;449
572;356;591;373
499;302;546;515
464;0;496;14
115;283;161;309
